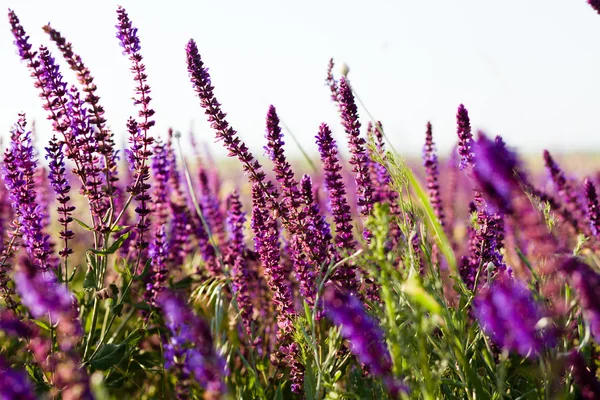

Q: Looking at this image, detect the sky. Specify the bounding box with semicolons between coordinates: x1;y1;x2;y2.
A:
2;0;600;161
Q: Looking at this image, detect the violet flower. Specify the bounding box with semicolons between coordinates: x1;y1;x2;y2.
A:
186;39;278;208
124;117;153;258
45;135;76;263
0;357;36;400
584;178;600;237
157;291;227;397
561;257;600;341
423;122;445;226
472;134;558;260
337;78;375;220
588;0;600;15
456;104;474;170
543;150;587;233
315;123;358;291
151;139;171;231
264;105;302;223
43;23;119;193
225;191;253;335
198;168;227;246
3;115;51;271
325;58;339;104
474;273;554;357
324;287;409;395
167;132;195;266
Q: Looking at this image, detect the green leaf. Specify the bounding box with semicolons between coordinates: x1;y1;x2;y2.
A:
401;276;442;316
31;320;50;331
67;265;78;282
123;328;145;348
91;232;132;255
111;301;124;317
135;258;152;280
110;225;129;233
90;344;126;370
83;266;97;291
74;218;94;231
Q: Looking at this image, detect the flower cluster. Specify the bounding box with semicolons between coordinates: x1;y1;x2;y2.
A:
474;273;554;357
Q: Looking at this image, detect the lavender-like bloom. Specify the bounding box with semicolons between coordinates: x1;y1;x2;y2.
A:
472;134;557;259
0;357;36;400
3;115;51;271
45;135;76;263
588;0;600;15
167;133;195;266
264;105;302;223
561;258;600;340
584;178;600;237
251;182;304;390
316;123;358;290
145;225;170;308
151;139;171;230
324;287;409;395
157;291;227;397
225;191;253;335
124;117;154;257
43;23;119;195
14;257;73;321
325;58;339;103
474;274;553;357
569;351;600;399
456;104;474;170
250;183;294;325
198;168;227;246
543;150;587;233
423;122;445;226
117;6;155;260
300;175;333;278
337;78;375;220
186;39;278;209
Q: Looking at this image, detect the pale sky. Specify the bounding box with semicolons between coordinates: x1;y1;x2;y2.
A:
2;0;600;160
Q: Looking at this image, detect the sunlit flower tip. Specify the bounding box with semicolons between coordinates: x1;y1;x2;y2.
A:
340;63;350;77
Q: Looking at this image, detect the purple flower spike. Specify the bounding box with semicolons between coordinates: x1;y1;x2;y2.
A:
315;123;358;291
471;133;523;214
14;257;73;321
324;287;409;396
337;78;375;220
456;104;474;170
157;291;227;397
474;274;553;357
225;191;253;335
584;178;600;237
264;105;302;222
0;357;36;400
423;122;445;226
543;150;586;232
561;258;600;341
588;0;600;15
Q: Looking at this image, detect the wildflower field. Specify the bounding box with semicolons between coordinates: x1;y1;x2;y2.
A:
3;2;600;400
